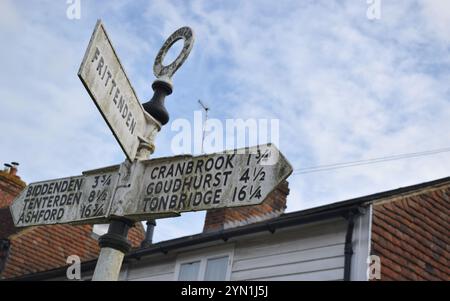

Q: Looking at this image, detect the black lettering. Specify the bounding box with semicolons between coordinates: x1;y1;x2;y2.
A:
195;160;204;174
193;175;202;190
48;182;54;194
150;198;158;211
213;189;221;204
163;180;173;193
96;57;104;76
118;95;124;112
101;64;107;80
47;195;54;208
147;183;154;194
68;180;75;192
129;118;136;135
166;164;174;177
91;47;100;63
109;79;117;95
73;192;81;205
215;156;225;170
113;88;120;104
205;158;214;171
34;198;42;210
158;166;166;179
155;182;163;194
193;192;202;206
57;208;64;219
18;212;24;223
43;210;51;221
53;195;60;207
60;194;67;206
158;195;168;211
122;104;128;118
213;173;221;187
223;170;232;185
151;167;159;180
226;155;235;169
105;70;112;86
182;177;193;191
61;181;68;193
178;193;187;209
176;162;185;176
173;179;181;193
35;185;42;196
26;186;32;197
203;191;212;204
41;184;49;195
169;195;177;209
203;174;212;189
143;198;150;211
53;181;61;194
49;209;57;220
185;161;194;174
126;112;132;127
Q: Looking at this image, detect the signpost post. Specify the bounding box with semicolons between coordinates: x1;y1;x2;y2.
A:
9;20;293;281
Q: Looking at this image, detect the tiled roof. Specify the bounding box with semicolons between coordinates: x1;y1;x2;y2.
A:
1;222;144;279
371;184;450;280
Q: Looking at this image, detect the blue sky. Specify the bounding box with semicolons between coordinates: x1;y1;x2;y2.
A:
1;0;449;242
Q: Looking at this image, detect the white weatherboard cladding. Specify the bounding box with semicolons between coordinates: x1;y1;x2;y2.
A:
114;219;349;281
231;220;348;281
109;144;293;220
41;213;372;281
78;20;158;161
10;170;119;227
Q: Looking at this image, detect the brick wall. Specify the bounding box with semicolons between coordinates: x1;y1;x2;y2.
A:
371;184;450;280
203;181;289;232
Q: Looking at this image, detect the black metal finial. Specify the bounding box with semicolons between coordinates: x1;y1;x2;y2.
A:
143;26;194;126
142;80;172;125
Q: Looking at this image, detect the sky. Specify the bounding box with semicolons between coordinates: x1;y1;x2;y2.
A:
0;0;449;242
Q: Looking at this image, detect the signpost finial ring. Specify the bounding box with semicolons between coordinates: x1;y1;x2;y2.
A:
153;27;194;80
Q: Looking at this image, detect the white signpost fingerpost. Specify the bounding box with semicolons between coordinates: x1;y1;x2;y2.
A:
78;20;160;162
109;144;293;221
10;167;119;227
9;20;294;282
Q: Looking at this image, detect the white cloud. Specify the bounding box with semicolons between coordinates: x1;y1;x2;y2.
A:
420;0;450;44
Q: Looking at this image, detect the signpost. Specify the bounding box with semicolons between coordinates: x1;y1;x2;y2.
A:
78;20;160;162
9;20;293;281
109;144;292;220
10;166;119;227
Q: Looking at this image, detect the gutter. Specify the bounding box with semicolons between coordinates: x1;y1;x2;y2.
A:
343;207;365;281
343;211;356;281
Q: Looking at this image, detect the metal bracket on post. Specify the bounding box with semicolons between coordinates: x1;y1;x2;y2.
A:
92;218;133;281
